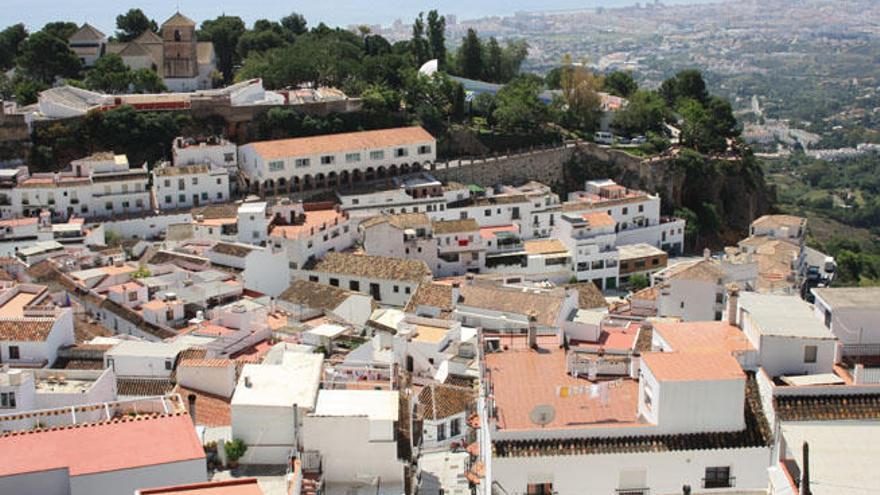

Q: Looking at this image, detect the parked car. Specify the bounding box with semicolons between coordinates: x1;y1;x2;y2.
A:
594;132;614;145
631;135;647;144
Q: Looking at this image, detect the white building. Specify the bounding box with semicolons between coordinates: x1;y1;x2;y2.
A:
0;367;116;427
653;258;728;321
750;215;806;244
153;162;230;210
104;340;201;379
337;174;452;221
0;285;75;367
238;127;436;194
0;411;206;495
302;389;404;494
556;212;620;289
204;241;290;297
565;179;686;255
231;350;323;464
268;202;355;270
10;153;151;221
236;202;269;246
172;136;238;175
417;383;473;450
811;287;880;346
300;252;432;307
734;292;837;378
278;279;374;328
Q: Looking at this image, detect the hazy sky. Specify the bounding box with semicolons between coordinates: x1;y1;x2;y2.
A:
2;0;715;33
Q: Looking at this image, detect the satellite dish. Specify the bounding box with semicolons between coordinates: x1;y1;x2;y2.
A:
529;404;556;427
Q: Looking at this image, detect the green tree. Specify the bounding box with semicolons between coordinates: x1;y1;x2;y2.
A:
628;273;650;291
237;22;288;59
0;24;28;70
411;13;429;66
660;69;708;107
500;40;529;82
85;54;132;93
612;90;669;136
426;10;446;67
199;16;246;83
131;68;166;93
280;13;308;36
545;67;563;90
557;57;604;132
457;29;483;80
493;77;548;132
603;71;637;98
11;76;48;105
17;31;82;84
41;22;79;41
485;37;503;83
115;9;158;42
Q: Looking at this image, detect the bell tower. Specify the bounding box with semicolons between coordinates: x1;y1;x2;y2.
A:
161;12;198;79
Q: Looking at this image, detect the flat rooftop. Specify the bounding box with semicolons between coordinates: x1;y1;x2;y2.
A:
232;353;323;409
0;291;38;318
652;321;755;355
738;292;835;339
618;243;667;260
312;389;399;421
813;287;880;310
270;209;347;240
641;352;745;382
485;348;641;431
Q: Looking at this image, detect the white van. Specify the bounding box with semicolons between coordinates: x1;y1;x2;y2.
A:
594;132;614;145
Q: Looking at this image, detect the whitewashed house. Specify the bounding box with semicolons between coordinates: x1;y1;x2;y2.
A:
153;162;229;210
417;383;474;450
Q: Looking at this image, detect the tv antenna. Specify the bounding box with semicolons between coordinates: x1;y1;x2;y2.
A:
529;404;556;428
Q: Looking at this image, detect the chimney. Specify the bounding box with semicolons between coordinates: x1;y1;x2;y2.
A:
451;281;461;306
800;442;811;495
187;394;197;425
527;311;538;349
726;284;740;327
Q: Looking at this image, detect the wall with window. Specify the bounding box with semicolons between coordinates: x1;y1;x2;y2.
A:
154;170;229;211
656;278;723;322
421;412;467;450
490;445;769;495
754;334;836;378
300;271;419;308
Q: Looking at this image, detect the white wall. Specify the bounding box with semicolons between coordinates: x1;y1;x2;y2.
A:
302;272;419;308
657;279;723;322
491;446;770;495
242;249;292;297
0;467;70;495
757;335;836;377
176;364;236;399
302;415;404;485
69;458;206;495
231;404;297;464
154;170;229;210
97;213;193;240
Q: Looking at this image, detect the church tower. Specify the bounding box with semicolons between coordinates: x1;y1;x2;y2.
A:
161;12;198;79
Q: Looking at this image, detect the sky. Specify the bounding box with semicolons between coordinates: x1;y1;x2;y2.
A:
2;0;717;33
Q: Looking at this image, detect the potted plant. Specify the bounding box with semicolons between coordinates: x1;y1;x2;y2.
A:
224;438;247;469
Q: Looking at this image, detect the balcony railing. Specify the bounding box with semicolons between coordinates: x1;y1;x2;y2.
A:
703;477;735;489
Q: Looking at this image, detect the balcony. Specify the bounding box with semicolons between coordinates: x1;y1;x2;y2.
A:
703;477;735;489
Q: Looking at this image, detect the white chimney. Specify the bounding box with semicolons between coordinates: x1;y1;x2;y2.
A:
726;284;740;327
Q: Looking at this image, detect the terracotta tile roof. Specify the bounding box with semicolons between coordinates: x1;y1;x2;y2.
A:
192;203;240;220
117;378;175;397
432;218;480;235
405;282;453;314
631;286;659;301
179;359;233;368
361;212;429;231
494;372;772;457
418;383;475;420
0;318;55;341
457;284;566;327
566;283;607;310
247;126;434;161
661;259;724;284
0;413;204;477
581;211;616;228
279;279;357;311
641;352;745;382
652;321;755;356
486;348;641;431
752;214;806;230
774;394;880;421
210;242;256;258
306;252;431;283
52;358;105;370
174;385;232;427
523;239;568;255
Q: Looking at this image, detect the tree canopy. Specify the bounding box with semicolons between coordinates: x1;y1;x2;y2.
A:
115;9;158;42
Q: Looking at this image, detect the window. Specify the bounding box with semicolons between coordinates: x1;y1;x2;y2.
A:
8;346;20;360
216;178;223;185
136;199;144;208
329;278;339;287
484;209;492;217
269;160;285;172
178;178;186;190
394;285;400;293
320;155;335;165
128;291;138;302
105;202;113;210
179;194;186;203
704;466;732;489
164;195;173;204
526;483;553;495
804;345;818;364
0;392;15;408
122;201;130;208
201;192;208;200
405;287;411;295
437;423;446;441
622;207;629;215
224;152;235;162
216;192;223;199
450;418;461;437
394;148;408;158
349;280;360;291
638;204;644;213
165;359;173;370
295;158;310;168
369;150;384;160
418;145;432;155
192;177;199;185
345;152;361;163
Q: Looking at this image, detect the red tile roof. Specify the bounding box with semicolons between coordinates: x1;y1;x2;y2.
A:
174;385;232;427
641;352;744;382
248;126;434;160
652;321;755;356
0;318;56;341
179;359;234;368
0;413;204;477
